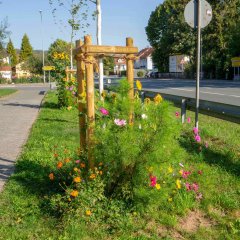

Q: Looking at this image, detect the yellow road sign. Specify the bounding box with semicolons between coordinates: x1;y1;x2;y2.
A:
231;57;240;67
43;66;55;71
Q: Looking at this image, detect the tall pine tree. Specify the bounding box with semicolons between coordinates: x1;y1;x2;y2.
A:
19;34;33;62
7;39;18;66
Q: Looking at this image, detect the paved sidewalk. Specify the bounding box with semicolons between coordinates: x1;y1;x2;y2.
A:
0;86;47;191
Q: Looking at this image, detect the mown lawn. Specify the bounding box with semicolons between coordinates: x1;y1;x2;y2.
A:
0;88;17;98
0;91;239;240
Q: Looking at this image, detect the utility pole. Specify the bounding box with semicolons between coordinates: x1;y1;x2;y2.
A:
39;10;46;83
96;0;104;97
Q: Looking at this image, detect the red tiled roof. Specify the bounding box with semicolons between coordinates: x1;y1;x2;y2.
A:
0;66;12;71
137;48;153;59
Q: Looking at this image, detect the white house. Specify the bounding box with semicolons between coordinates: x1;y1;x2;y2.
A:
0;66;12;80
114;57;126;74
134;48;154;70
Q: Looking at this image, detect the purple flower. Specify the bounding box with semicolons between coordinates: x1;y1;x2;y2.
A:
193;127;199;135
195;135;201;143
114;119;127;126
69;86;73;91
185;182;192;191
72;91;76;95
100;108;109;116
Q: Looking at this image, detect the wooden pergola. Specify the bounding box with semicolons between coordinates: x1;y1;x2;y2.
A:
74;35;138;168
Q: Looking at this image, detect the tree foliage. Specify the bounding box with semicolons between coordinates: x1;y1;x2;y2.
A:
6;39;18;66
19;34;33;62
146;0;240;78
103;56;114;73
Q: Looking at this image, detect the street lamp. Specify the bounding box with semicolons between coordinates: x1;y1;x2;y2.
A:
39;10;46;83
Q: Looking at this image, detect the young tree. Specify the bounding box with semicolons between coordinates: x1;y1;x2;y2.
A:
0;18;10;60
19;34;33;62
6;39;18;66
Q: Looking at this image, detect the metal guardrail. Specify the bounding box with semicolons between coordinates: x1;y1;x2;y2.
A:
141;90;240;124
96;82;240;124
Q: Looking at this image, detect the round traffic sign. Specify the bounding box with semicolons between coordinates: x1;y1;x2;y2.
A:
184;0;213;29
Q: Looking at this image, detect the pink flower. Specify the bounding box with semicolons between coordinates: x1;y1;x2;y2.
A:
150;176;157;187
198;170;203;175
100;108;109;116
114;119;127;126
192;183;199;192
182;171;191;179
75;160;80;164
185;182;192;191
196;192;203;201
193;127;199;135
187;117;191;123
69;86;73;91
205;141;209;148
175;112;180;117
195;135;201;143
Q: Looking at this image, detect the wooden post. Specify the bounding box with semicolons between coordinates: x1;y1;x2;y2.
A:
85;35;95;169
126;37;134;123
66;66;69;82
76;40;86;152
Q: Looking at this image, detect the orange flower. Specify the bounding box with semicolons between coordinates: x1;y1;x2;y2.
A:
86;210;92;216
54;153;58;158
49;173;54;180
70;190;79;197
89;173;96;180
65;158;71;163
57;162;63;169
73;177;81;183
80;163;86;168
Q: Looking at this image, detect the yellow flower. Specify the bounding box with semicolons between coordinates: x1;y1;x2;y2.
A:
74;167;79;172
148;166;153;172
57;162;63;169
49;173;54;180
155;183;161;190
179;170;183;175
86;210;92;216
99;170;103;175
144;98;151;104
89;173;96;180
168;166;173;174
65;158;71;163
111;93;117;99
136;80;142;91
168;198;173;202
73;177;81;183
67;106;72;111
176;179;181;189
154;94;163;104
101;91;107;98
70;190;79;197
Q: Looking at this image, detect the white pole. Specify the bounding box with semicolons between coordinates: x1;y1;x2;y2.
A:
195;0;201;129
96;0;104;97
39;10;46;83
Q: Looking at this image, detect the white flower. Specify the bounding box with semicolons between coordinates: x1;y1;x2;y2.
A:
102;123;106;129
141;114;148;119
139;124;142;129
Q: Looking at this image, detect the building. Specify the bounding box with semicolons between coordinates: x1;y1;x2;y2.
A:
134;48;154;70
15;62;31;78
114;57;126;75
0;66;12;80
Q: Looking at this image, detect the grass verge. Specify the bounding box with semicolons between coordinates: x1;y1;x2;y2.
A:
0;88;17;98
0;91;239;240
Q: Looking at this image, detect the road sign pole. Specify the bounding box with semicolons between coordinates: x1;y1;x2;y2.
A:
195;0;201;129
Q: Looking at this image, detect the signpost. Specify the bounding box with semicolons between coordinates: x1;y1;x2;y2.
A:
42;66;55;89
184;0;212;128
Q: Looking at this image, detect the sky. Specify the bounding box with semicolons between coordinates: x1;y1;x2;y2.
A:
0;0;163;51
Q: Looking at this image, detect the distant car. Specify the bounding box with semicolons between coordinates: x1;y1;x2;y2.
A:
150;72;160;78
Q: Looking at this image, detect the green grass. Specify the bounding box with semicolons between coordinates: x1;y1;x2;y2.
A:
0;92;239;240
0;88;17;98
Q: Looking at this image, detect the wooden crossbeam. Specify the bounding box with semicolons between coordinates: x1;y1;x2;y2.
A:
74;45;138;56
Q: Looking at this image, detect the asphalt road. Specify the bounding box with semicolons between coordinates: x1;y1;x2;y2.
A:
105;78;240;106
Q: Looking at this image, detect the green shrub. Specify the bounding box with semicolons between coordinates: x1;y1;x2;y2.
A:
137;71;144;77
